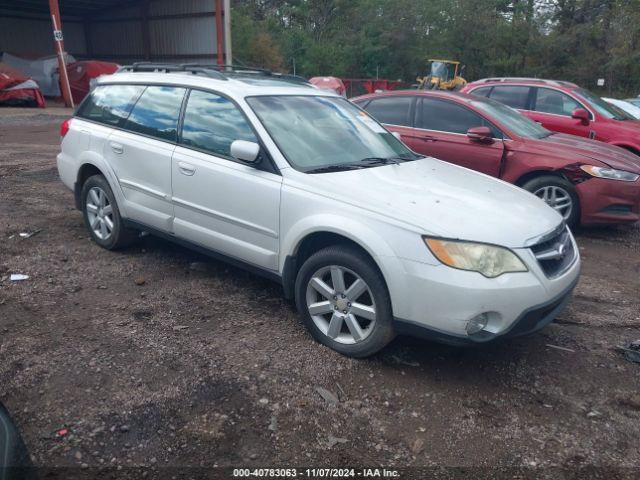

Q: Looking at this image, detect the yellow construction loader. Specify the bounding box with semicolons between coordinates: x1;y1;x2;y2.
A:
417;59;467;90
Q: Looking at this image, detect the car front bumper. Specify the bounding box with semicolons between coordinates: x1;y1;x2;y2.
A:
388;241;581;345
577;177;640;225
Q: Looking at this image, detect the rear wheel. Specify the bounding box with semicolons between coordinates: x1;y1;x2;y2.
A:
522;175;580;227
295;246;395;358
81;174;137;250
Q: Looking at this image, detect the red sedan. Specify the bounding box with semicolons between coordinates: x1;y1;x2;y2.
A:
461;78;640;154
352;90;640;227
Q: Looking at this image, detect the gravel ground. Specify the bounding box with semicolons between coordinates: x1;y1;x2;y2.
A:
1;110;639;477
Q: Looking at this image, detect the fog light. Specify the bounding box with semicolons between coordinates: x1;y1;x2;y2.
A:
466;313;489;335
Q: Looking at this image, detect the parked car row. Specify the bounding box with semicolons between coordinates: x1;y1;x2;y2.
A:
57;66;638;358
353;78;640;227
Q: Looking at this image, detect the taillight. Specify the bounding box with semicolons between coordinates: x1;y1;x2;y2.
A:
60;118;72;138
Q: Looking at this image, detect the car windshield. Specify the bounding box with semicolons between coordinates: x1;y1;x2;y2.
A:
574;88;634;120
469;97;552;139
246;95;417;172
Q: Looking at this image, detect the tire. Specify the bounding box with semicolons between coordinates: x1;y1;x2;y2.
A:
294;246;395;358
521;175;580;228
80;174;137;250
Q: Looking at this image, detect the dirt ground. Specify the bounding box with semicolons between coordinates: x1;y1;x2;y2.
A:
1;109;639;477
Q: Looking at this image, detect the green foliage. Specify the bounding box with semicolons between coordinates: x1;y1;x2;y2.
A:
232;0;640;96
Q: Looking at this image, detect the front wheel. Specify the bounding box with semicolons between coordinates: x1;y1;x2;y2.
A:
294;246;395;358
522;175;580;227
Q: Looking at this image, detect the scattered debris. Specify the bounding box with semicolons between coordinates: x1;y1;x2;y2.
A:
586;410;601;418
268;415;278;432
315;386;339;405
120;425;130;433
55;428;69;438
617;340;640;364
391;355;420;367
258;398;269;405
10;274;29;281
19;229;41;238
326;435;348;449
545;344;575;353
134;277;146;286
172;325;189;331
410;438;425;454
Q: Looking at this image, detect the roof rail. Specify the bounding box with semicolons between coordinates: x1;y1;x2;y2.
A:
117;62;310;86
118;63;228;80
183;63;310;85
476;77;579;88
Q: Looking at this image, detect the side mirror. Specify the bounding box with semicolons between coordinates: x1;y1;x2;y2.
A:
230;140;260;163
466;126;494;143
571;108;590;125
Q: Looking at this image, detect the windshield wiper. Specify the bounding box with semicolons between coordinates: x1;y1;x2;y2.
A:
306;163;367;174
306;155;415;174
359;156;405;166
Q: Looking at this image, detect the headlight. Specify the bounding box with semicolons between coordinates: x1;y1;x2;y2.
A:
580;165;639;182
424;237;527;278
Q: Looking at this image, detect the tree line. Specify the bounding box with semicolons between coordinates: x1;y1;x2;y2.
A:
231;0;640;97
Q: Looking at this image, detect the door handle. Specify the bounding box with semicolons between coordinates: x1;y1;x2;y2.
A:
109;142;124;154
177;161;196;176
419;136;438;142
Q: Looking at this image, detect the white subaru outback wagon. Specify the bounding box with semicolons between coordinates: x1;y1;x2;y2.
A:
56;64;581;357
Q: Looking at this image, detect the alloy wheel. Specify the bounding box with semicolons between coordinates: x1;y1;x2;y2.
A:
305;265;377;345
533;185;573;220
86;186;114;240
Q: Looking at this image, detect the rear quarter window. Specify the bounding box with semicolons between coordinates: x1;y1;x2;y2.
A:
76;84;144;126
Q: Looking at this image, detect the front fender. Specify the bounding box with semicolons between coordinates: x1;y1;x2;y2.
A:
280;213;416;316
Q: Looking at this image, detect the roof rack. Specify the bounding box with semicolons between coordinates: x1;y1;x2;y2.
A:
117;62;310;86
476;77;579;88
118;63;228;80
184;63;310;85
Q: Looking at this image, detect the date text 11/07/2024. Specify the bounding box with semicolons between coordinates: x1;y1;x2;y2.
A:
232;468;401;478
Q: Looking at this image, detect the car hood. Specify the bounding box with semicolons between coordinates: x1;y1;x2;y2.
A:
295;158;562;248
536;133;640;174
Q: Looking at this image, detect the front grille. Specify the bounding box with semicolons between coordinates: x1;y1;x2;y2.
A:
530;227;576;278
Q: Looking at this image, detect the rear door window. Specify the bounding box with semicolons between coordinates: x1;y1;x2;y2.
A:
123;86;186;142
362;96;414;127
488;86;531;109
76;84;144;126
533;87;581;116
419;97;502;137
180;89;257;157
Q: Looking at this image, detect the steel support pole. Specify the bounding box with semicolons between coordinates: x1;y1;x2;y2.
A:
48;0;74;108
223;0;232;65
215;0;224;65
